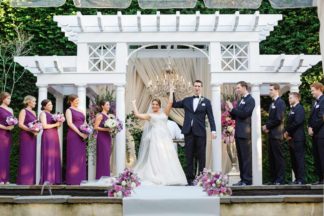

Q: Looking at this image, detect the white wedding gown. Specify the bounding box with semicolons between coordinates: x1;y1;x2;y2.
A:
133;112;187;186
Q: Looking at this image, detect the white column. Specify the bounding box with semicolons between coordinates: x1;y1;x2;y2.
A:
115;85;126;174
114;42;128;175
54;93;64;165
77;84;93;180
77;43;89;73
251;83;263;186
36;85;48;184
211;83;222;172
290;83;300;93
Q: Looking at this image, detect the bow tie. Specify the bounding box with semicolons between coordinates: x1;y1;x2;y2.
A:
193;96;199;99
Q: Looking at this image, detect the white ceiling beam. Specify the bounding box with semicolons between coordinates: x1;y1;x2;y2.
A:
176;11;180;32
77;12;84;32
53;56;63;73
35;59;44;74
252;11;260;31
213;11;220;32
117;11;123;32
195;11;200;32
156;11;160;32
274;54;285;72
233;11;240;31
292;54;305;73
97;12;104;32
137;11;142;32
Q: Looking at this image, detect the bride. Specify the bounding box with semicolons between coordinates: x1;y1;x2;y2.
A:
132;86;187;186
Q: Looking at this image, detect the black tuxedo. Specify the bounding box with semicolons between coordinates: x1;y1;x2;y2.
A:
230;94;255;184
308;94;324;181
173;95;216;184
285;103;305;183
265;97;286;183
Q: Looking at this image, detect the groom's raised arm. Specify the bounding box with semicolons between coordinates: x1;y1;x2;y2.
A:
172;93;184;108
207;100;216;132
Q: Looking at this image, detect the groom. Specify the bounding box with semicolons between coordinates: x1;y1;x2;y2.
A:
173;80;216;185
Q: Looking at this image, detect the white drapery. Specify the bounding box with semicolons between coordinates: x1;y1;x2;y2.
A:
318;0;324;70
125;58;232;173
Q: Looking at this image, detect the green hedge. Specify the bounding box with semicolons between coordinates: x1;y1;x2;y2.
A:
0;0;323;183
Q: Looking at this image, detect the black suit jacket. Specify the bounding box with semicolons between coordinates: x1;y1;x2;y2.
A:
266;97;286;140
173;95;216;136
230;94;255;139
308;95;324;138
285;103;306;141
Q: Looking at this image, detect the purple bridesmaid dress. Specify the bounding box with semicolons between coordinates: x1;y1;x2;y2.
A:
66;108;86;185
0;107;12;183
96;113;112;179
40;112;62;184
17;109;37;185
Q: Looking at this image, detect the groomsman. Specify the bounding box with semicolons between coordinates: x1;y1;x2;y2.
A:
226;81;255;186
284;92;305;184
262;83;286;185
308;82;324;184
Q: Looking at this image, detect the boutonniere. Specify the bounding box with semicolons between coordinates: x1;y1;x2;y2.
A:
290;111;295;115
271;104;276;109
241;101;246;105
199;97;204;104
316;104;320;109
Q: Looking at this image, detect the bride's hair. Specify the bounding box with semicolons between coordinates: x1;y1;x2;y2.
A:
152;98;161;107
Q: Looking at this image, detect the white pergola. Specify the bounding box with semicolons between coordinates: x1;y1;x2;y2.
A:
15;11;322;185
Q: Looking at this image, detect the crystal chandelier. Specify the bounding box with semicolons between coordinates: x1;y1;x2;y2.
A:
147;58;193;98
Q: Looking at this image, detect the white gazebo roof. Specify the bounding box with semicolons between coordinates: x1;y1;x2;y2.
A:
54;11;282;43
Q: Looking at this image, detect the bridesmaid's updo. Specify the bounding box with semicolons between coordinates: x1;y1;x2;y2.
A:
41;99;51;111
99;100;109;112
23;95;36;107
0;92;10;104
152;99;161;107
68;94;78;105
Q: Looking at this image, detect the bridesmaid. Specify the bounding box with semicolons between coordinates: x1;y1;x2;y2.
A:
0;92;14;184
39;99;62;184
94;100;112;179
17;95;38;185
66;95;87;185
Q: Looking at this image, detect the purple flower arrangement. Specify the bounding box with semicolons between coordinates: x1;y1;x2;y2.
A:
104;114;123;137
193;168;232;197
79;123;93;135
28;120;43;132
108;168;141;198
6;116;18;126
52;113;65;123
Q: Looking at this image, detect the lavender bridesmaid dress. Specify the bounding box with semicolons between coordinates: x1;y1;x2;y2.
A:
66;108;86;185
40;112;62;184
17;109;37;185
96;113;112;179
0;107;12;183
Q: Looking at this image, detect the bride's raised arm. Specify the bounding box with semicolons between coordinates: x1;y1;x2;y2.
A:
132;100;150;121
164;85;174;116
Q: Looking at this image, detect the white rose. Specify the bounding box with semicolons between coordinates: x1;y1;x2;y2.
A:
227;126;234;133
122;181;126;186
131;182;136;188
116;191;123;197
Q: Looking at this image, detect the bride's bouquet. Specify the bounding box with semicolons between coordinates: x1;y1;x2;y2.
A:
108;168;141;198
221;111;236;145
6;116;18;126
194;168;232;197
52;113;65;123
104;114;123;137
28;120;43;132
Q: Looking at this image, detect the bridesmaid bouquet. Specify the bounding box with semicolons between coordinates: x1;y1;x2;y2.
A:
221;111;236;145
79;123;93;135
28;120;43;132
108;168;141;198
52;113;65;123
194;168;232;197
6;116;18;126
104;114;123;137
